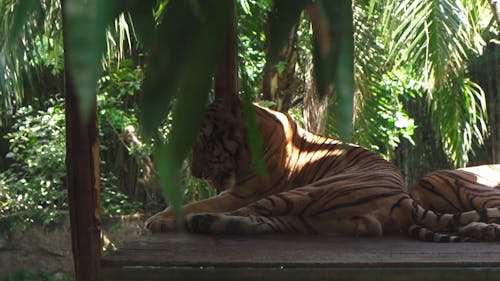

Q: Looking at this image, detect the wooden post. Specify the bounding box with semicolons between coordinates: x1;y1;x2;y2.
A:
61;1;102;280
214;4;238;101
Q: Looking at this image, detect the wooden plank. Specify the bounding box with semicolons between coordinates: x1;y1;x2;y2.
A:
101;233;500;268
101;234;500;281
102;267;500;281
61;0;102;280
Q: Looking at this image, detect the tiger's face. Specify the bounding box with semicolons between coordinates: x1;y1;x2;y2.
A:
191;101;248;193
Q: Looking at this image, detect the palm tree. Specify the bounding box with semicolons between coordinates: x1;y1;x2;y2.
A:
0;0;135;124
353;0;494;168
0;0;62;123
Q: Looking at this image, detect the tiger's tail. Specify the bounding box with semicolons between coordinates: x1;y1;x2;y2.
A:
394;196;500;242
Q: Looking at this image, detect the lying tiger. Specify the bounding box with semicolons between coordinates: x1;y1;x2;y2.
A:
412;165;500;213
146;98;500;242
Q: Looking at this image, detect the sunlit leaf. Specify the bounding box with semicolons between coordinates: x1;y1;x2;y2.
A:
239;0;252;15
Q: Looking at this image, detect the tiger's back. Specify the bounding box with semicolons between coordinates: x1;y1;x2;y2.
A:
411;165;500;213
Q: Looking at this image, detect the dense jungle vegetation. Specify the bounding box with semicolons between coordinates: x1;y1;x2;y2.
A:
0;0;499;231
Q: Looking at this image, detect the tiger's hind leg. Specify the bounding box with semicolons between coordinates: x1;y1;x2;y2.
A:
185;212;383;236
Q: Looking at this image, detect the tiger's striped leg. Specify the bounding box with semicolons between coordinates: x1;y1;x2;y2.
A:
185;212;383;236
146;191;251;232
226;188;319;217
185;213;304;234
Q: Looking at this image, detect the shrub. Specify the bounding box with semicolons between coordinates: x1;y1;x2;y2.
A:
0;97;141;230
0;100;67;229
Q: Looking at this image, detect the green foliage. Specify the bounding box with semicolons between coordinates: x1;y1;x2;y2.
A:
4;269;73;281
266;0;309;64
0;99;67;229
0;0;135;124
62;0;119;120
374;0;491;166
181;162;215;203
98;59;143;133
0;95;142;230
31;35;65;76
352;1;418;159
139;0;236;220
352;0;491;165
288;106;305;127
1;0;360;218
100;172;141;217
98;59;144;217
0;0;62;123
354;73;419;158
238;0;270;96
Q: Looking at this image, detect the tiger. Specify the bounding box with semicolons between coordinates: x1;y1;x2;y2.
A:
411;165;500;213
145;98;500;242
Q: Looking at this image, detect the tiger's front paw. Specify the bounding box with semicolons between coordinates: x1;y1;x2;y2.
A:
186;213;227;234
145;212;178;232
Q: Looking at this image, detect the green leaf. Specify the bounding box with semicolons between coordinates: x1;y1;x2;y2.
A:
4;0;40;51
62;0;117;122
266;0;310;64
127;0;155;47
140;0;200;136
242;91;266;176
239;0;252;15
152;0;234;222
313;0;354;141
332;0;354;141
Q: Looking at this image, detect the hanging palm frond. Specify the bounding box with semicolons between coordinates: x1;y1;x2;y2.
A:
356;0;493;166
0;0;61;123
351;1;417;159
0;0;136;124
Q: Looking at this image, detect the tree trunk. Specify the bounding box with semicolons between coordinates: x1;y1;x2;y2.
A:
488;0;500;28
215;4;238;103
303;55;329;134
62;3;102;280
261;21;300;112
61;1;102;279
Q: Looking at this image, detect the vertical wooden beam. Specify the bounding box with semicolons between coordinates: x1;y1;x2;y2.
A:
214;4;238;101
61;1;102;280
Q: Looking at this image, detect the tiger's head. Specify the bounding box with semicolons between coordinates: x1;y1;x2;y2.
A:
191;99;250;193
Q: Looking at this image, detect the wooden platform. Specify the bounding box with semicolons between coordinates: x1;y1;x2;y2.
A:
101;233;500;281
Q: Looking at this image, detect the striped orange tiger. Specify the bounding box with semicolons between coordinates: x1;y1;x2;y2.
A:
146;98;500;242
411;165;500;213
